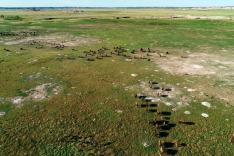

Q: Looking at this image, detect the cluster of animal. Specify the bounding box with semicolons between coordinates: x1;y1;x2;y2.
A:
116;16;131;19
148;80;173;98
131;47;169;61
2;47;26;53
112;46;128;55
132;48;155;54
2;43;169;63
3;48;12;52
79;47;111;61
79;46;130;61
73;10;85;13
78;46;167;62
0;31;37;37
135;80;195;155
28;40;65;50
78;46;171;62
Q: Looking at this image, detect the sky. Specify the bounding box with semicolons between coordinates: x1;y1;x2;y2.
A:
0;0;234;7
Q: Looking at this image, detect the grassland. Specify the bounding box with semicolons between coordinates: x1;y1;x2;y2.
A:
0;8;234;156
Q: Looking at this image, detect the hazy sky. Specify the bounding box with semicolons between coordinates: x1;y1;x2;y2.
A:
0;0;234;7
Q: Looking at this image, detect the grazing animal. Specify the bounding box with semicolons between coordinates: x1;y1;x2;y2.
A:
148;48;151;52
160;148;178;156
149;80;159;85
3;48;11;52
161;94;168;98
87;57;95;61
164;88;172;91
135;93;146;99
140;48;146;52
157;131;169;138
131;49;136;54
178;120;195;125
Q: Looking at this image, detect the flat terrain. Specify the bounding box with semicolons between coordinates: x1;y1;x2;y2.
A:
0;8;234;155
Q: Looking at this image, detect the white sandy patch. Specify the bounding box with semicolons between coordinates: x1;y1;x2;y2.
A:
12;97;24;105
125;58;132;62
115;110;123;114
28;83;62;101
201;102;211;108
0;112;6;117
143;142;150;148
165;102;172;106
201;113;209;118
10;83;62;106
184;111;191;115
28;59;38;64
192;64;204;69
131;74;138;77
151;53;234;76
187;88;196;92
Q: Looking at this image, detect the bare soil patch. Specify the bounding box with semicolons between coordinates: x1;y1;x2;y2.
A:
4;34;99;47
10;83;62;106
150;53;234;76
151;52;234;103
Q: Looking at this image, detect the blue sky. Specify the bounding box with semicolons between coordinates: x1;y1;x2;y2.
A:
0;0;234;7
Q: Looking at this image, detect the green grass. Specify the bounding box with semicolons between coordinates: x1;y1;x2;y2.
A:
0;8;234;156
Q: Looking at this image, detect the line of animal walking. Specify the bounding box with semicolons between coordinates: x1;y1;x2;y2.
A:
135;80;194;156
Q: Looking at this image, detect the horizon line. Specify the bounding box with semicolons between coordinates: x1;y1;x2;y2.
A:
0;6;234;8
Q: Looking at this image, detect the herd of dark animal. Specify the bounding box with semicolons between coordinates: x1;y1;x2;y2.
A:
78;46;165;62
1;30;169;62
78;46;132;61
0;31;66;50
135;81;195;156
0;31;37;37
28;40;65;50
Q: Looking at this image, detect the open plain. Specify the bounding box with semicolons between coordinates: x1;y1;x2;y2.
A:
0;8;234;155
